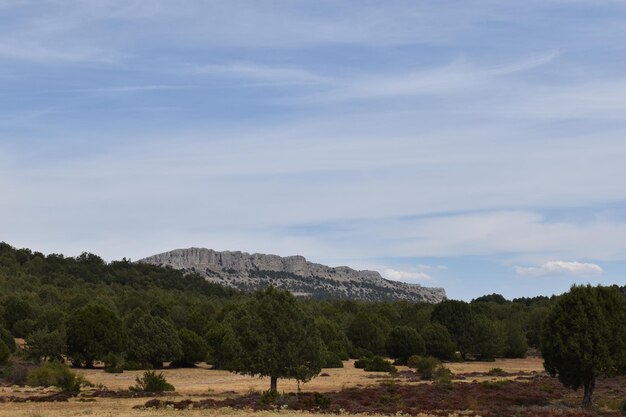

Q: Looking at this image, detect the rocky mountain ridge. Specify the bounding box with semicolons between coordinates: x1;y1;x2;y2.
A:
139;248;446;303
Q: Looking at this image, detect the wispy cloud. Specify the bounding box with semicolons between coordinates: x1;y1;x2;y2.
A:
196;63;329;85
302;52;558;102
515;261;604;277
382;268;433;282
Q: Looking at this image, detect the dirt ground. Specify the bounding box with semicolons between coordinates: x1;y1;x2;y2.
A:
76;357;546;395
0;358;546;417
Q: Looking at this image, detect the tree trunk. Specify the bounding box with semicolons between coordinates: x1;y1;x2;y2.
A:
270;376;278;393
582;376;595;408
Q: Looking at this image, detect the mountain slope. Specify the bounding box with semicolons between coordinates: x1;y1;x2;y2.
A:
139;248;446;303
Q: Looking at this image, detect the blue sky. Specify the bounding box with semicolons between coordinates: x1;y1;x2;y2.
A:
2;0;626;300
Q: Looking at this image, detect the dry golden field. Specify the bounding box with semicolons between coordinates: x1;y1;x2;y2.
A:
0;358;547;417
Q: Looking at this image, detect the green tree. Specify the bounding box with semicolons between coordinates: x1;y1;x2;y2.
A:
0;325;16;353
503;320;528;358
422;322;456;360
542;285;626;408
127;315;182;368
67;304;126;367
174;329;208;366
25;328;67;363
0;339;10;365
204;321;228;368
315;317;351;359
431;300;475;359
472;316;505;360
2;296;35;332
347;312;387;356
386;326;425;364
221;287;325;392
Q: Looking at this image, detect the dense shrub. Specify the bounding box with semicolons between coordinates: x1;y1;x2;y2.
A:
503;321;528;358
421;323;456;360
407;355;440;380
27;361;83;393
620;398;626;416
354;357;370;369
386;326;425;364
431;300;475;359
347;313;388;355
433;364;453;386
25;328;66;363
104;352;125;373
1;359;29;385
0;339;10;365
0;325;16;353
11;318;36;338
472;316;505;360
173;328;208;366
349;347;374;360
67;304;126;367
363;356;396;373
127;315;182;368
323;352;344;368
130;371;175;392
260;389;280;404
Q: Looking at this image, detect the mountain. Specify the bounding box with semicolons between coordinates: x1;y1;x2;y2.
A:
138;248;446;303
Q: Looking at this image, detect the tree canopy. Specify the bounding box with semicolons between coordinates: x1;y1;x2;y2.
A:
221;287;325;392
67;304;125;367
542;285;626;408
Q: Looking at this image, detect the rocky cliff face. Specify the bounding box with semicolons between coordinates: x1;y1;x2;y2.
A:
139;248;446;303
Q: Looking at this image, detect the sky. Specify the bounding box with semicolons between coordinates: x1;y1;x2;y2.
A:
1;0;626;300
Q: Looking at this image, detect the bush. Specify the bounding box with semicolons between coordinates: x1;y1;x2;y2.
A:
27;361;83;393
386;326;425;364
11;319;36;338
104;352;125;373
433;364;453;386
363;356;396;373
421;323;456;360
0;325;16;353
172;329;208;367
481;379;511;389
486;367;506;376
130;371;175;392
260;389;280;404
0;339;10;365
354;357;370;369
25;328;66;363
1;359;28;385
127;315;182;368
620;398;626;416
407;355;440;380
323;352;344;368
350;347;373;360
312;392;331;409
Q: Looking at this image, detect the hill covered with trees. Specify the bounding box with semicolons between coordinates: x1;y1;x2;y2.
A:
1;242;624;393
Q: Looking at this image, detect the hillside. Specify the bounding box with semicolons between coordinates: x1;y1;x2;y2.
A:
139;248;447;303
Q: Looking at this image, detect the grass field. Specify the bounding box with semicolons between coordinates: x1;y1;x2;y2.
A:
3;358;622;417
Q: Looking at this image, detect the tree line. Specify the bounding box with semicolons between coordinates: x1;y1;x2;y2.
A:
1;243;624;406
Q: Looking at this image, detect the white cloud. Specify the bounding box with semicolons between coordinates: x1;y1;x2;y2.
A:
382;268;433;282
416;264;448;271
515;261;604;277
196;63;329;85
303;53;557;102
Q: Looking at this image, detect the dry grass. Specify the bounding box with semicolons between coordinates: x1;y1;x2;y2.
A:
0;358;546;417
75;357;545;396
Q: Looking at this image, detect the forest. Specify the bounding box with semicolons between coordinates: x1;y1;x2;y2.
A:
1;242;625;412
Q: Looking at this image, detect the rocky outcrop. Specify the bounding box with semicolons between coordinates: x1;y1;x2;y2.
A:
139;248;446;303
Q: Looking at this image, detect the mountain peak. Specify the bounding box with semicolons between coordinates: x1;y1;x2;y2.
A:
139;247;446;303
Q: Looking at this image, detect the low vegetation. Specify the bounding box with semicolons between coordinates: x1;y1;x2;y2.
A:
130;371;175;392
